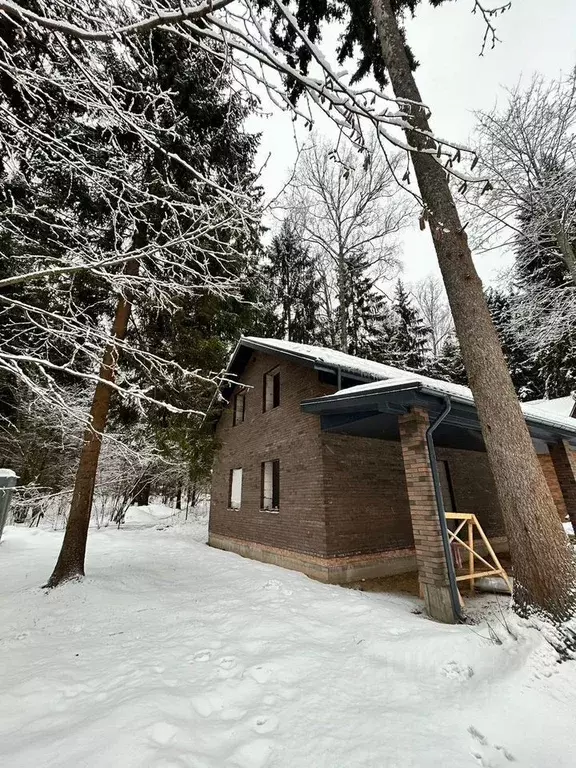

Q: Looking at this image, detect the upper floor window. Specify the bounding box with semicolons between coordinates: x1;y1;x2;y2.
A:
261;459;280;511
263;368;280;412
233;391;246;426
228;468;243;509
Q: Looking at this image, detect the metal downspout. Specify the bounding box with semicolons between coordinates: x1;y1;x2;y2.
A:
425;396;463;622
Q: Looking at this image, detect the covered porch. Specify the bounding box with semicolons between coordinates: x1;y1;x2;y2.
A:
302;378;576;624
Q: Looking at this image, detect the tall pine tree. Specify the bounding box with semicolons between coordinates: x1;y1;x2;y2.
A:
383;280;431;371
262;219;318;343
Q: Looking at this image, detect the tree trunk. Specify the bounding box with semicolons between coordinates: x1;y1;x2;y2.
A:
550;219;576;284
45;259;139;587
337;246;348;352
372;0;576;621
175;482;182;510
133;476;151;507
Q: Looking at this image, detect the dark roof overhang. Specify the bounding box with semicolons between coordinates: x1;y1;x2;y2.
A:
302;381;576;450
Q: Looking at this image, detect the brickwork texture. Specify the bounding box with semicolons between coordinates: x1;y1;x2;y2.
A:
209;350;574;579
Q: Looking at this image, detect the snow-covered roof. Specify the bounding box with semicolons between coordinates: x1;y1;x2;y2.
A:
523;395;576;419
240;337;419;382
235;337;576;437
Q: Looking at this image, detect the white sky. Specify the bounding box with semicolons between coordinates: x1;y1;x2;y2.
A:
249;0;576;286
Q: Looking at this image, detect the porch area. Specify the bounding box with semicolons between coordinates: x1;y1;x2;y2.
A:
302;378;576;624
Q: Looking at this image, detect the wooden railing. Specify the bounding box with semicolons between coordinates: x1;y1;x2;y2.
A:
445;512;512;595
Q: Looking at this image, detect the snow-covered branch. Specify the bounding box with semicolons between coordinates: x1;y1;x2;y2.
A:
0;0;234;41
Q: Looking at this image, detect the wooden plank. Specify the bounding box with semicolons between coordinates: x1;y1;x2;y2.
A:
443;512;513;596
468;517;475;594
450;535;495;572
455;569;500;581
447;518;468;541
472;514;513;592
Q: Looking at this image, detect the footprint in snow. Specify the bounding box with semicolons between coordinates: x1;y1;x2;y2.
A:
218;656;241;678
227;739;275;768
246;663;277;684
251;714;279;734
190;649;212;663
441;660;474;681
149;721;179;745
469;725;515;766
262;579;292;596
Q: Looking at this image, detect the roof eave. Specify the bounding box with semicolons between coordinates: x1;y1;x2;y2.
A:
302;382;576;445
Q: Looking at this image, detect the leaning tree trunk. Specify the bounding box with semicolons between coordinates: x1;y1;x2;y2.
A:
372;0;576;622
45;259;139;587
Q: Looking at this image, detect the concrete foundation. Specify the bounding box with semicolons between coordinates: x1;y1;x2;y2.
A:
208;533;417;583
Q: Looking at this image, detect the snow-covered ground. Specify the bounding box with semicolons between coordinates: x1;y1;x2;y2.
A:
1;509;576;768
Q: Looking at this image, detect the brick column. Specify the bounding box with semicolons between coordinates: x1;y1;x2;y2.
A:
398;407;456;624
549;440;576;535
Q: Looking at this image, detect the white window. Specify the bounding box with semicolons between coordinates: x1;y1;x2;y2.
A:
261;460;280;511
229;468;243;509
263;369;280;412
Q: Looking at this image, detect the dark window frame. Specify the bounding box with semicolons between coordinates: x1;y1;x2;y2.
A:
232;391;246;426
260;459;280;511
263;367;280;412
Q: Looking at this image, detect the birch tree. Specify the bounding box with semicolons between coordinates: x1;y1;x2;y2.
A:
412;276;452;359
470;72;576;396
285;135;409;352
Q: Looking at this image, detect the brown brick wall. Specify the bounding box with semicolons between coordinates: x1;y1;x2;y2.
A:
318;434;506;557
436;446;505;538
209;352;332;555
549;441;576;531
321;433;414;556
539;453;567;518
209;350;509;564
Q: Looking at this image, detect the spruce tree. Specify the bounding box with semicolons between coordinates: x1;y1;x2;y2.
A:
486;290;543;401
431;337;467;386
342;251;393;358
386;280;431;371
263;219;318;343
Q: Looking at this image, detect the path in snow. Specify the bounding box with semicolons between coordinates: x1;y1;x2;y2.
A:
0;514;575;768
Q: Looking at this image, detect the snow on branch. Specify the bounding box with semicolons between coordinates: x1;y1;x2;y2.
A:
0;0;234;41
0;9;261;419
0;0;486;185
0;0;492;421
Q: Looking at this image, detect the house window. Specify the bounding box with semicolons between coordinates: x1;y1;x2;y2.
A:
233;392;246;426
261;460;280;511
228;468;243;509
263;368;280;412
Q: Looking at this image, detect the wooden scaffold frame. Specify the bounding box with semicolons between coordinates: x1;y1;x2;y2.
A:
445;512;512;595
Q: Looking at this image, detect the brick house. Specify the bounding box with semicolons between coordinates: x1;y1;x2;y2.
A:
209;337;576;623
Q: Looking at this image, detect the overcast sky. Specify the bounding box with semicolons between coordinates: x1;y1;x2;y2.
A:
249;0;576;287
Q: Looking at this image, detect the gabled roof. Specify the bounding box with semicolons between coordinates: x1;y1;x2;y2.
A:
228;337;576;440
229;336;417;383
